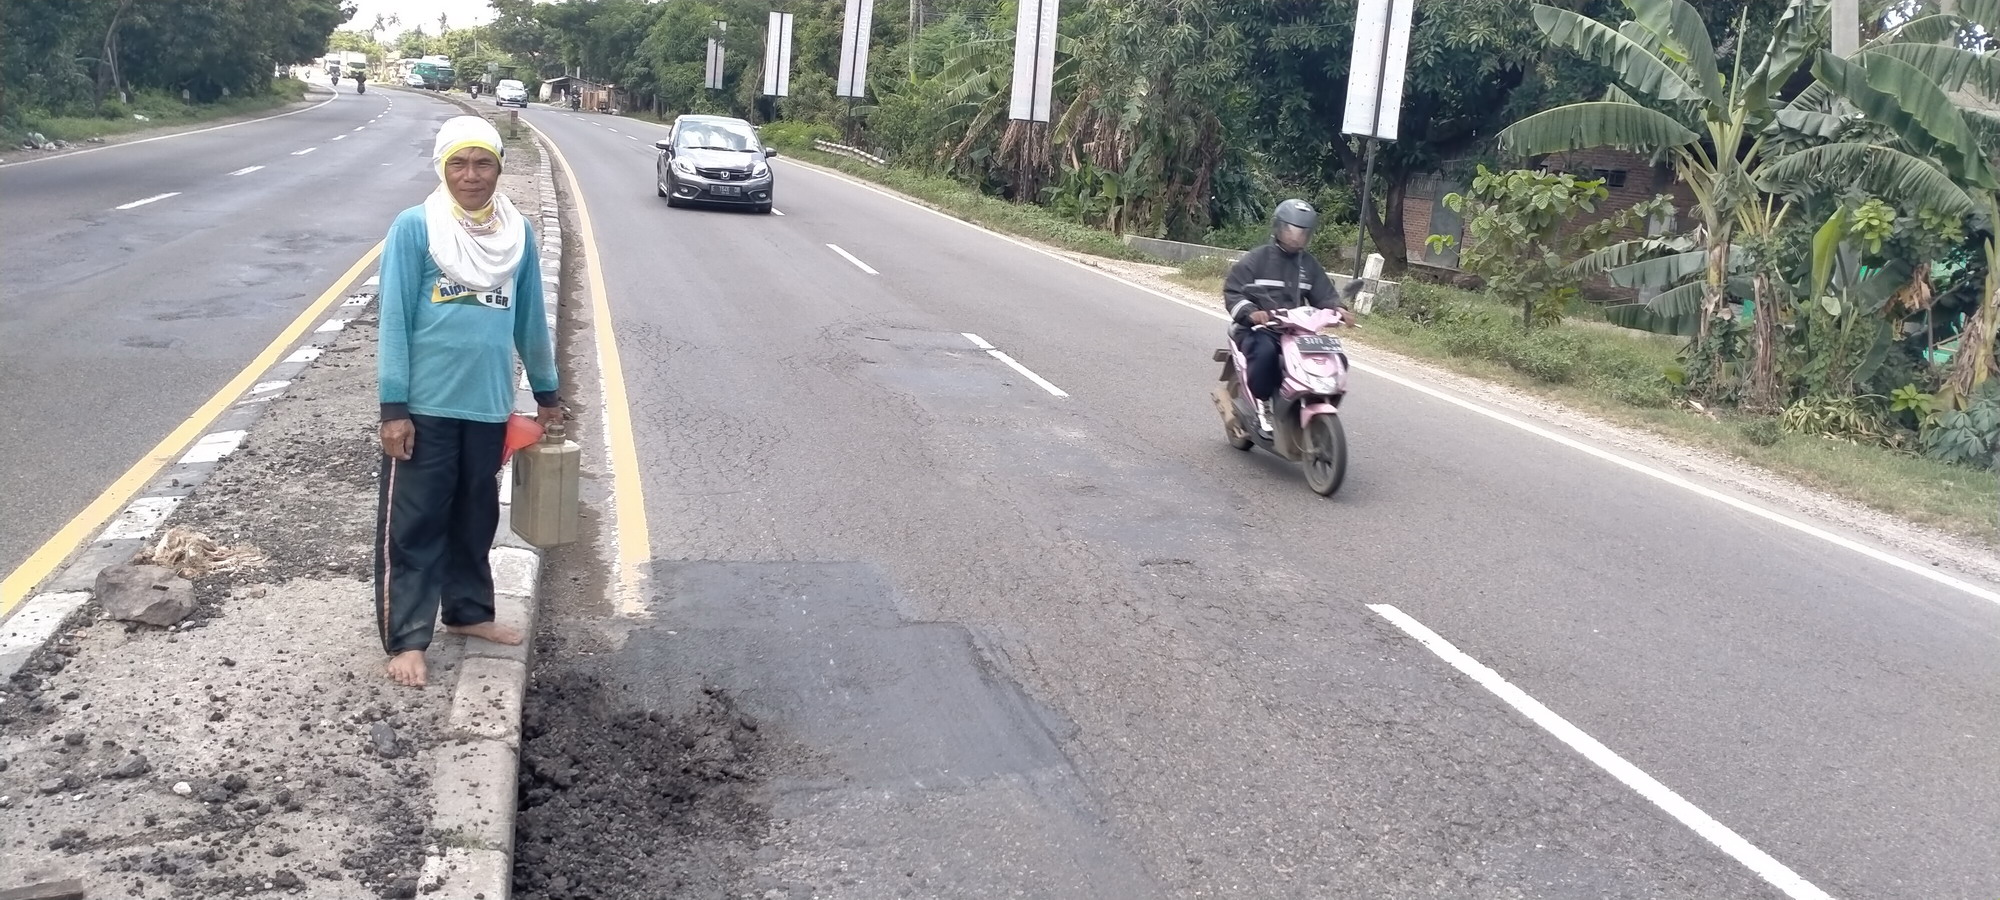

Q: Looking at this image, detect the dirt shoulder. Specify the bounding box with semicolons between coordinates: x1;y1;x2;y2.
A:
0;85;333;166
0;160;546;899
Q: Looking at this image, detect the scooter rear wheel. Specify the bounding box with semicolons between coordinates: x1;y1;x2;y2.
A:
1303;414;1347;496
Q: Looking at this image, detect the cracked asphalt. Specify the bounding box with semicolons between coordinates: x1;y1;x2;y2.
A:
518;106;1996;898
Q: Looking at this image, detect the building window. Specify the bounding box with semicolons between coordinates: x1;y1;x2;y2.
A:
1592;168;1629;188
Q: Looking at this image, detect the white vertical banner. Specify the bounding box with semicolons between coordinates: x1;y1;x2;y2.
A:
762;11;795;97
836;0;875;98
1340;0;1414;140
1007;0;1060;122
705;21;727;91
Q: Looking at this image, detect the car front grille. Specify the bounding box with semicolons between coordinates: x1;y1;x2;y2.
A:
696;167;751;181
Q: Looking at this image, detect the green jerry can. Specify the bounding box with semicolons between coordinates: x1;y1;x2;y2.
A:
510;422;580;547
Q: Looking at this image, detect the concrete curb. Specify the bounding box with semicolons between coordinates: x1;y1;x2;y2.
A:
417;106;564;899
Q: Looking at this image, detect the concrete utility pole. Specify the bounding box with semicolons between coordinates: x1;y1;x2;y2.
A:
1832;0;1859;57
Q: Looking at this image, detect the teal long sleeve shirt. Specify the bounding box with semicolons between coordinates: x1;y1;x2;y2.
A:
376;205;558;423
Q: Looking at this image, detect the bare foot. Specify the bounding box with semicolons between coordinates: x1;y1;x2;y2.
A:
386;650;427;687
446;621;523;645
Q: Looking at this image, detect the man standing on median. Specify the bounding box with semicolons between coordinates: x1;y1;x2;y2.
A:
375;115;561;687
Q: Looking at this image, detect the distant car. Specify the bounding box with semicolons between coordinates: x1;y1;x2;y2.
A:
654;115;777;213
403;72;425;88
494;79;528;108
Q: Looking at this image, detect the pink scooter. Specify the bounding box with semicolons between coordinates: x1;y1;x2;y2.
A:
1211;305;1351;496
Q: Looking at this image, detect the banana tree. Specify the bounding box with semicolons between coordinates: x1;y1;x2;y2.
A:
1499;0;1827;407
1760;10;2000;399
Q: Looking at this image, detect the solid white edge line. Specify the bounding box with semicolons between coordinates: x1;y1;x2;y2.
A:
988;350;1068;398
961;332;995;350
0;90;338;170
113;192;180;210
826;243;879;275
1367;603;1834;900
780;158;2000;611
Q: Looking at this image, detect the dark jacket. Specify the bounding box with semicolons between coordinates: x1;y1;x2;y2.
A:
1222;244;1341;328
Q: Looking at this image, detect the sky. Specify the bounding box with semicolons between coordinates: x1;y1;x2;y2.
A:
346;0;499;36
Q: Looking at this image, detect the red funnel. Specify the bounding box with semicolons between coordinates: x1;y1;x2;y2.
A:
503;413;544;464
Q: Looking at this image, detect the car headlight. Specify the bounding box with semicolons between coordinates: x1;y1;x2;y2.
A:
751;160;769;178
672;157;695;175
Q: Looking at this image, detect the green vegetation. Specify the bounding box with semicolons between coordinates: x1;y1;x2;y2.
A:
0;0;347;139
3;80;308;146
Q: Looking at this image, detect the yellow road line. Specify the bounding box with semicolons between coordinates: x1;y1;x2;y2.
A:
1;242;385;617
526;118;654;615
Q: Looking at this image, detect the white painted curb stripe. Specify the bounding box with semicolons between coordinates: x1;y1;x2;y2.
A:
314;318;349;334
179;430;248;464
1369;603;1834;900
827;244;879;275
782;159;2000;611
102;497;181;541
114;192;179;210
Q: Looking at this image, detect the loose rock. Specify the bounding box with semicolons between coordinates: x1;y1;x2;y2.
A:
94;563;197;626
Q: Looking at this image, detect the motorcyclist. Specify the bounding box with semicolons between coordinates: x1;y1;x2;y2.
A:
354;69;366;93
1223;198;1344;435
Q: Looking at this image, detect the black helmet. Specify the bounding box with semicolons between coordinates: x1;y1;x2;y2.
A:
1274;198;1319;232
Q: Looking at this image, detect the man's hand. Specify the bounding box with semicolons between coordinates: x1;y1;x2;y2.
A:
380;420;415;460
1248;310;1272;326
536;405;564;431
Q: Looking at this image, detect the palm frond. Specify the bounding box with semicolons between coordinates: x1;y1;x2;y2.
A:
1814;51;1997;190
1627;0;1724;105
1758;141;1977;215
1498;101;1699;157
1530;4;1705;102
1866;42;2000;100
1608;248;1713;289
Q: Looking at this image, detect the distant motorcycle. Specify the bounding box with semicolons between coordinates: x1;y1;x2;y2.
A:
1210;286;1363;496
356;81;366;94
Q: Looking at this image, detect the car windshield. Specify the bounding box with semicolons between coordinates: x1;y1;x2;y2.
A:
675;123;758;152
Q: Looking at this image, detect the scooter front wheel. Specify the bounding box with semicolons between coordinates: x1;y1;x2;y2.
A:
1303;414;1347;496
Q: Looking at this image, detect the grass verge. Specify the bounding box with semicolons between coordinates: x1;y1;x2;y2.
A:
2;80;312;147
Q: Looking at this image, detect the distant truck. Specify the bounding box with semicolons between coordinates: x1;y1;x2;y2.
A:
324;50;367;79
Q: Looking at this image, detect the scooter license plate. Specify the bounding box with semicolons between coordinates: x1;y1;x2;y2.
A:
1295;335;1343;354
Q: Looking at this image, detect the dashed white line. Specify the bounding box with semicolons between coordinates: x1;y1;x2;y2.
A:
333;134;347;141
608;128;620;133
353;126;365;132
226;165;264;176
1368;603;1833;900
114;192;180;210
960;333;1068;398
626;135;638;141
826;244;878;275
292;147;316;156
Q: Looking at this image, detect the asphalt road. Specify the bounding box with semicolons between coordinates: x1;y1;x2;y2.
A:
543;105;1997;899
0;84;467;580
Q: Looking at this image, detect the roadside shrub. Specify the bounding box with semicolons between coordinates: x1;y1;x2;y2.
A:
1741;417;1783;447
1434;302;1585;383
1177;255;1235;282
759;120;837;152
1605;372;1677;408
1396;282;1460;326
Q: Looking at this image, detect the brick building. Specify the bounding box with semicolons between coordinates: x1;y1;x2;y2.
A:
1404;148;1696;297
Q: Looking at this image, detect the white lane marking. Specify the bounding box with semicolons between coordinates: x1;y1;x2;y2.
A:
961;333;1068;397
353;126;365;132
626;135;638;141
608;128;620;133
0;92;338;170
226;165;264;176
113;192;180;210
826;244;878;275
179;429;249;465
292;147;316;156
784;159;2000;610
1369;604;1834;900
772;209;786;216
103;496;182;541
333;134;347;141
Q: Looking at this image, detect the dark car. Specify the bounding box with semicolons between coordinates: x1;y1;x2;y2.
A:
655;115;776;213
